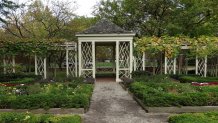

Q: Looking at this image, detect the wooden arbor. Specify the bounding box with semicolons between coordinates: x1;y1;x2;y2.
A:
76;19;135;82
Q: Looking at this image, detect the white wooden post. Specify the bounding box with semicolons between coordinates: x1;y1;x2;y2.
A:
130;40;133;78
75;50;78;77
164;56;167;74
44;58;47;79
133;56;136;71
78;42;82;76
204;56;207;77
116;41;119;82
12;55;15;73
142;52;145;71
66;47;69;77
3;55;6;74
195;56;198;75
92;41;96;78
173;58;176;74
35;55;38;75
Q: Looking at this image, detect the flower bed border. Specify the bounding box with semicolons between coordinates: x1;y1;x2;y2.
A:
119;82;218;113
0;108;85;114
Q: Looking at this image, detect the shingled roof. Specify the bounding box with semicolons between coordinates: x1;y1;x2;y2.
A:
78;19;133;34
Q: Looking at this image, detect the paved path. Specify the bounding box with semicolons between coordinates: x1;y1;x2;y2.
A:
84;82;170;123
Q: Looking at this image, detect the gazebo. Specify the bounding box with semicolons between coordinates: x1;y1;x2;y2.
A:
76;19;135;82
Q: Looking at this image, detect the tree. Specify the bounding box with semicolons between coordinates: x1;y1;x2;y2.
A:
95;0;218;37
0;0;18;23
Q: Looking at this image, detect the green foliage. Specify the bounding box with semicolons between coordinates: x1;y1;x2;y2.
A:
169;112;218;123
95;0;218;37
178;75;218;83
0;73;41;82
0;84;93;109
136;36;218;58
0;112;81;123
133;73;172;83
129;82;218;107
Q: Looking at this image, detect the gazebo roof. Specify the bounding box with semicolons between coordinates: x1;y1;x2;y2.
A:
77;19;133;34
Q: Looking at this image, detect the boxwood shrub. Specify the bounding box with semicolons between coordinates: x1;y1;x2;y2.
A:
177;75;218;83
169;112;218;123
0;84;93;109
0;112;81;123
129;82;218;107
0;73;42;82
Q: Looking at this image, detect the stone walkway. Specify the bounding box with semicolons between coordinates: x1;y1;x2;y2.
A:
84;82;171;123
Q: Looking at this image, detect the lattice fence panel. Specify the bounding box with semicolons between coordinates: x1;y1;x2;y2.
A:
165;57;176;74
36;56;45;76
119;42;130;78
81;42;93;77
3;56;15;74
197;57;206;77
68;50;77;77
134;53;143;71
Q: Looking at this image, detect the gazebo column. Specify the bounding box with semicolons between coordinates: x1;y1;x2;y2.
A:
78;42;82;76
92;41;96;78
66;47;69;77
116;41;119;82
130;40;133;77
112;45;116;73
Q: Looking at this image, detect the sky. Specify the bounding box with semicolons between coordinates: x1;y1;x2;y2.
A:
13;0;101;17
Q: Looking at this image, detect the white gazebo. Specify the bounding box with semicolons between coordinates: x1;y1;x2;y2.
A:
76;19;135;82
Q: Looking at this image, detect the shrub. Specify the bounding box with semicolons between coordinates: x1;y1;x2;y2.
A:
178;75;218;83
129;82;218;107
0;84;93;109
0;112;81;123
169;112;218;123
0;73;41;82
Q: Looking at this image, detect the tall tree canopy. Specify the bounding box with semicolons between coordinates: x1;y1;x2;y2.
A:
95;0;218;37
0;0;18;23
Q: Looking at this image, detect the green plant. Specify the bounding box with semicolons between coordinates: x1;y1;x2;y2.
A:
0;112;81;123
169;112;218;123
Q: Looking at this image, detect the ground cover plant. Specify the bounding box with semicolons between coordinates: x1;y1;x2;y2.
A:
0;112;81;123
0;78;93;109
129;73;218;107
169;112;218;123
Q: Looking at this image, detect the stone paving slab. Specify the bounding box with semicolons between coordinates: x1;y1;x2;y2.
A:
84;82;171;123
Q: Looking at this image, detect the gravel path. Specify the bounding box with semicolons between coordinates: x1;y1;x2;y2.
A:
84;82;171;123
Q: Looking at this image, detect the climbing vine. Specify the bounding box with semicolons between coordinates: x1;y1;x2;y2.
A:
136;36;218;58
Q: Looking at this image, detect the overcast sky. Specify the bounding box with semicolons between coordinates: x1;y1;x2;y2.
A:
13;0;101;17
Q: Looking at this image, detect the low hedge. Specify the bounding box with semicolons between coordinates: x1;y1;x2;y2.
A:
129;82;218;107
0;94;89;109
0;112;81;123
0;73;41;84
0;84;93;109
177;75;218;83
169;112;218;123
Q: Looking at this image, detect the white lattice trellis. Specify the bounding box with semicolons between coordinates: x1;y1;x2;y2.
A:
134;53;143;71
3;55;15;74
165;57;176;74
80;42;93;77
35;55;46;79
119;41;131;78
196;56;207;77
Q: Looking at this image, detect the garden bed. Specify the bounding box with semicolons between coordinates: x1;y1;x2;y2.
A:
0;112;81;123
169;112;218;123
127;74;218;113
0;81;94;112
